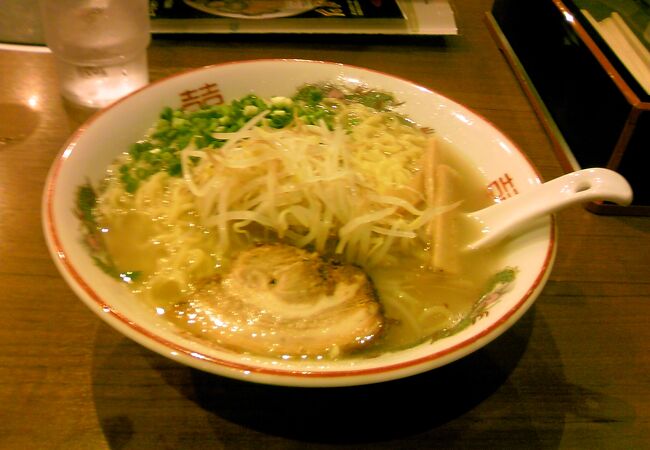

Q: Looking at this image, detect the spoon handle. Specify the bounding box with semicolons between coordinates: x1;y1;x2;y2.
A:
465;168;633;251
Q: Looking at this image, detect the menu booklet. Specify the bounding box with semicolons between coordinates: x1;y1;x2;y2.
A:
149;0;458;35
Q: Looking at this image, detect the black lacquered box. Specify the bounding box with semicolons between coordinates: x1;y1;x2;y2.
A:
486;0;650;215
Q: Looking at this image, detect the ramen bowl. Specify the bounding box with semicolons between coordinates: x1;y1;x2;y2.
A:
43;59;556;387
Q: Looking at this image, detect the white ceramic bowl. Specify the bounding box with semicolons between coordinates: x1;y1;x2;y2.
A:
42;59;556;387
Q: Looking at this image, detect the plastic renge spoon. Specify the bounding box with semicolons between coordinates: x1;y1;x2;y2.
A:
464;168;633;251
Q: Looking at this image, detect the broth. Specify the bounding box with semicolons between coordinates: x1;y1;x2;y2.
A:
81;85;511;360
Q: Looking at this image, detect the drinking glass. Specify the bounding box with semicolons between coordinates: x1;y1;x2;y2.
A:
39;0;150;108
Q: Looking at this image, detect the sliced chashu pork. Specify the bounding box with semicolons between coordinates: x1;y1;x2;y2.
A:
172;244;384;358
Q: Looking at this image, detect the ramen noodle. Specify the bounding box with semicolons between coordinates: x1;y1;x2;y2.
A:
77;84;514;359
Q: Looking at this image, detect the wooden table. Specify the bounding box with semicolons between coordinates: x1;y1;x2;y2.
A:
2;2;649;448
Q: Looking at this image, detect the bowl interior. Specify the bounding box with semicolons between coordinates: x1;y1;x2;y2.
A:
43;59;555;387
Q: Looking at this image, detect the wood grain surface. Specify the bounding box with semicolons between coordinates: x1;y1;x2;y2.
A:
1;1;649;448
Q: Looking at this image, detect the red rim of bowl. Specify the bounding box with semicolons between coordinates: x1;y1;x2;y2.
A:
43;59;556;383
